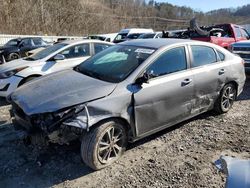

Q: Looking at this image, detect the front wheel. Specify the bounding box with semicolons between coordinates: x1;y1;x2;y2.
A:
214;83;236;114
81;120;128;170
7;53;20;61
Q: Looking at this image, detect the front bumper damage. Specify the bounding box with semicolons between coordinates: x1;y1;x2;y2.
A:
11;103;92;145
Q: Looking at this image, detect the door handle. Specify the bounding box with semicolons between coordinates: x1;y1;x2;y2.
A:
181;78;192;86
219;69;225;75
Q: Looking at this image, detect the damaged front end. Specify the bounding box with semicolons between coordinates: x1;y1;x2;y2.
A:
11;103;91;145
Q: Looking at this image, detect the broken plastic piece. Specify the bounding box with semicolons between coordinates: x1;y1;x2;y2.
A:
215;156;250;188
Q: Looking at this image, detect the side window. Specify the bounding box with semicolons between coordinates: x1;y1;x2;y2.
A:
94;43;111;54
241;29;250;39
156;33;162;38
217;50;225;61
59;44;90;59
147;47;187;78
191;46;217;68
19;39;32;47
33;38;46;46
235;27;242;38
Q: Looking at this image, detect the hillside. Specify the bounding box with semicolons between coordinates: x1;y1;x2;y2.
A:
0;0;249;35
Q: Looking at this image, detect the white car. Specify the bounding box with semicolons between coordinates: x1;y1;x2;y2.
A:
138;32;163;39
0;40;113;97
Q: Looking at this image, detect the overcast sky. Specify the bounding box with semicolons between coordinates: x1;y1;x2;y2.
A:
156;0;249;12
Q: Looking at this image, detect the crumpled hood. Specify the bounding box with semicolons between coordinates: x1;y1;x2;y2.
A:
0;58;37;73
11;69;117;115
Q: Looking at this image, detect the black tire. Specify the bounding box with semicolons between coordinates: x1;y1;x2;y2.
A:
214;83;236;114
81;120;128;170
7;53;20;61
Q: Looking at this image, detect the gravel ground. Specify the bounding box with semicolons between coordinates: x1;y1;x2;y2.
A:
0;76;249;188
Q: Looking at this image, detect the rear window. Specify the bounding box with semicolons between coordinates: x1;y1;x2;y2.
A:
191;46;217;67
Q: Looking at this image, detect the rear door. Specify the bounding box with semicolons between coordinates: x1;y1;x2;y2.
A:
189;45;228;113
133;46;195;137
19;39;34;57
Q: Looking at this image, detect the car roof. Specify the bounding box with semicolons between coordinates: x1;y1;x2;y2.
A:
61;39;113;45
119;38;191;49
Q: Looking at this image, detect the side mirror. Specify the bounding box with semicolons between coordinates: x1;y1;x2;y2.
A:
135;72;152;85
53;54;65;61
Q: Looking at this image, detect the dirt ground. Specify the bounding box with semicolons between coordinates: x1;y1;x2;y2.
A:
0;77;249;188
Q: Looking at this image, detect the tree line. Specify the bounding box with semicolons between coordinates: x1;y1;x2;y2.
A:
0;0;249;36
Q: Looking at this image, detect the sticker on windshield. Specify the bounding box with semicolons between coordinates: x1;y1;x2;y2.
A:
135;48;155;54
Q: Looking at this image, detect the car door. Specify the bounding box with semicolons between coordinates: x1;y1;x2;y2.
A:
133;46;195;137
189;45;227;113
19;39;34;57
46;43;91;73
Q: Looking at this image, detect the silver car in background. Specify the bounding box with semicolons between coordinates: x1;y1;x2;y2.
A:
10;39;246;170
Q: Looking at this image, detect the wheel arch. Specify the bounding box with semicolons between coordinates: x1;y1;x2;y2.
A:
225;80;239;96
89;116;133;138
18;74;42;87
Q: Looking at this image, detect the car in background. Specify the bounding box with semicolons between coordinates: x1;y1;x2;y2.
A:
87;33;118;42
0;40;113;97
113;28;154;43
138;32;163;39
230;40;250;73
0;37;50;63
125;33;144;40
10;39;245;170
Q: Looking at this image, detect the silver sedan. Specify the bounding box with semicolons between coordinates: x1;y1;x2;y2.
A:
10;39;246;170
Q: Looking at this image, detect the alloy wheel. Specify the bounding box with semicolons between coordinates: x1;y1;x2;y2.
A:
221;85;236;111
97;126;125;164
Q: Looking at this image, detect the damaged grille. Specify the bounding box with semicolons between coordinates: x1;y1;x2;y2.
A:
236;53;250;60
233;47;250;52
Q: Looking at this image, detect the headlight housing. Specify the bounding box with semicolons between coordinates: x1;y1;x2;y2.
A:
0;67;28;79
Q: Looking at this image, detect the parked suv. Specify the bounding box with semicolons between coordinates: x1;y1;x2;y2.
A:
10;39;245;170
230;41;250;73
0;37;50;63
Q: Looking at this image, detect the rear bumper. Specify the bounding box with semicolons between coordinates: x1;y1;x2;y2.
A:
0;75;23;97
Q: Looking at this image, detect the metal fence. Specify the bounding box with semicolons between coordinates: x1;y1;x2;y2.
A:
0;34;83;46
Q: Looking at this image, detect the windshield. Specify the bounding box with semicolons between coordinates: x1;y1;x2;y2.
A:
25;43;67;61
126;34;142;39
114;33;128;41
4;39;19;46
78;45;155;83
138;33;155;39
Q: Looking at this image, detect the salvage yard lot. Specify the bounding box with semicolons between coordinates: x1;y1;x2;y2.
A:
0;76;249;188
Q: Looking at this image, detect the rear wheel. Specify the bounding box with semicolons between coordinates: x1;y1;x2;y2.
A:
214;83;236;114
81;120;128;170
